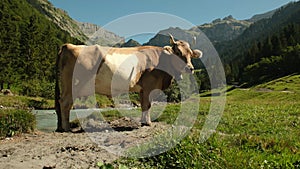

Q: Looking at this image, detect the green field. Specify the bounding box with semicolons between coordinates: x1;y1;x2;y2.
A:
111;74;300;168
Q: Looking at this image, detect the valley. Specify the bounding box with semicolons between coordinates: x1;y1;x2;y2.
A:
0;0;299;168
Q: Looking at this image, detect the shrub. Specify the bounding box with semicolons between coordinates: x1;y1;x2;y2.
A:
0;109;36;137
19;79;55;99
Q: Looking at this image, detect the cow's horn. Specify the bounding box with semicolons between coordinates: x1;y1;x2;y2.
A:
169;33;176;45
193;36;197;46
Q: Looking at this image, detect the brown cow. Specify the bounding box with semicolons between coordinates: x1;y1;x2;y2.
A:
55;34;202;132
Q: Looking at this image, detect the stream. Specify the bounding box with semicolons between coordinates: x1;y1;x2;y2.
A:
32;109;112;132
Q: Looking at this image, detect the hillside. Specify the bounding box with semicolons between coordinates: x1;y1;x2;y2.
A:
0;0;81;97
218;1;300;62
246;9;277;22
27;0;124;46
191;15;251;43
218;1;300;84
26;0;87;42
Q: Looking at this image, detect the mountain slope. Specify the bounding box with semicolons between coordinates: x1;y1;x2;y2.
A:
27;0;124;46
191;15;251;43
219;1;300;63
220;1;300;84
0;0;81;97
26;0;87;42
146;16;251;47
146;6;281;47
246;9;277;22
77;22;124;46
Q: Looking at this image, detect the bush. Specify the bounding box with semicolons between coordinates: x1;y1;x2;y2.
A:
19;79;55;99
0;109;36;137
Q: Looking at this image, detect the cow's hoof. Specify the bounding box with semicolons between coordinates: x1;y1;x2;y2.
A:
71;127;84;133
55;128;71;132
141;122;151;127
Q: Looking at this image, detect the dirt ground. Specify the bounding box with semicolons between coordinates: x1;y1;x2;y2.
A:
0;118;168;169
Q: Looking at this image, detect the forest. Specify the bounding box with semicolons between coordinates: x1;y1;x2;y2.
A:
219;1;300;85
0;0;81;98
226;23;300;85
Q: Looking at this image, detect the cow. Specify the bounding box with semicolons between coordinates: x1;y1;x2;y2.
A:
55;34;202;132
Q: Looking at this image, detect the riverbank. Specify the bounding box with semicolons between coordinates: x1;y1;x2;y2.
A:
0;121;168;169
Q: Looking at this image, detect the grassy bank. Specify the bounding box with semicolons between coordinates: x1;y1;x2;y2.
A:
0;109;36;138
0;95;54;109
0;95;53;138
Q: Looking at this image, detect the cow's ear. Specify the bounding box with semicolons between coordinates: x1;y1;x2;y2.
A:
192;49;203;58
163;46;174;54
169;33;176;46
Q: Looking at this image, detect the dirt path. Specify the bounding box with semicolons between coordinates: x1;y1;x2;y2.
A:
0;132;117;169
0;120;168;169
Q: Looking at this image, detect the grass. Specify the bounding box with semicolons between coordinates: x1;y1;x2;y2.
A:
0;109;36;138
109;74;300;168
0;95;54;109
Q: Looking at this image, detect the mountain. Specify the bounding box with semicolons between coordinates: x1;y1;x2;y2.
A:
27;0;124;46
120;39;141;47
77;22;124;46
145;14;266;47
145;27;199;47
218;1;300;63
219;1;300;84
191;15;252;43
146;7;281;46
26;0;87;42
146;16;251;47
246;9;277;22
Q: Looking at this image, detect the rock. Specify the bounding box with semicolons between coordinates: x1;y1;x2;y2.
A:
43;165;56;169
1;89;13;96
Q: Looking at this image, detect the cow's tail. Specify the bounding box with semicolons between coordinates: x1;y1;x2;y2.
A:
55;45;64;132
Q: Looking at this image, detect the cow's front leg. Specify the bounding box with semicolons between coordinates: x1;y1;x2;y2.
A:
140;90;151;126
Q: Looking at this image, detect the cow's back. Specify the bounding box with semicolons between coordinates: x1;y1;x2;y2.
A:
95;47;161;96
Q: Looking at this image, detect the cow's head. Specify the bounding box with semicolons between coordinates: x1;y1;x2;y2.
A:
166;34;202;79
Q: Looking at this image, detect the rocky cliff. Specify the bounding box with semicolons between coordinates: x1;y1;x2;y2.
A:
191;15;252;43
77;22;124;46
27;0;124;46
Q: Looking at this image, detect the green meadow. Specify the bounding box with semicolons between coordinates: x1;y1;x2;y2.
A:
110;74;300;168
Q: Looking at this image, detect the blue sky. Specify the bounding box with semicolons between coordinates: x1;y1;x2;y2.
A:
49;0;295;43
49;0;294;25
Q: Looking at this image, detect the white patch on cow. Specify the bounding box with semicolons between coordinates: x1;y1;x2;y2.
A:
95;53;140;96
74;78;79;86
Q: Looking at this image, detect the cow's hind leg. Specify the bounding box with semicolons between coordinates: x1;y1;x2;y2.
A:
59;97;73;132
140;90;151;126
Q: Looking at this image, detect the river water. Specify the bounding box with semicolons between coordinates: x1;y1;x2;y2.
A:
32;107;135;132
32;109;111;132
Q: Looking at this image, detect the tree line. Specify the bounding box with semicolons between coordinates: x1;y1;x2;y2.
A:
0;0;81;98
225;23;300;86
219;1;300;85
